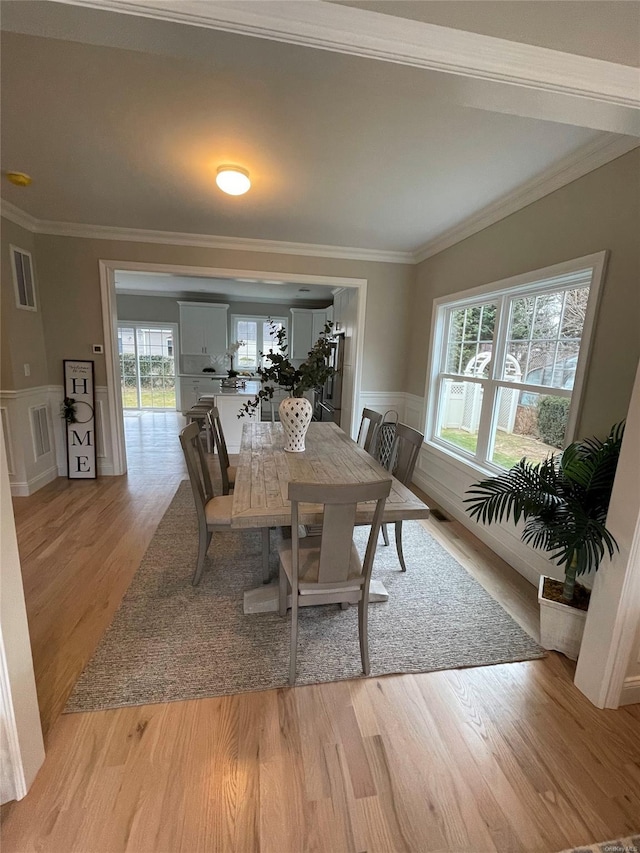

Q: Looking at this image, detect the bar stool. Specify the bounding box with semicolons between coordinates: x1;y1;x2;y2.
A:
186;402;214;453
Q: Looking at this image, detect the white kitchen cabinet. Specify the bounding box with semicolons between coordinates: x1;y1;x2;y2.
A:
291;308;331;359
290;309;314;360
215;393;259;453
179;376;221;412
178;302;228;357
312;309;328;344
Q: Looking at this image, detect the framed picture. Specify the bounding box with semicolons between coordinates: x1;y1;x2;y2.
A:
63;360;97;479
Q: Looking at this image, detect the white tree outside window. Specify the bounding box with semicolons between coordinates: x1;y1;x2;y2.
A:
427;254;606;472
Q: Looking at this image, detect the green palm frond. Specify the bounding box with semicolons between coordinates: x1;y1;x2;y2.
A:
465;422;624;599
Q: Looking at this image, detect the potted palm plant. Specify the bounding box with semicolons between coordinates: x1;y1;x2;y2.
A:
464;422;624;659
239;320;336;452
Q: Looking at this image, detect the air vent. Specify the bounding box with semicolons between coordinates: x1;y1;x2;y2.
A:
10;245;37;310
1;408;14;473
30;405;51;459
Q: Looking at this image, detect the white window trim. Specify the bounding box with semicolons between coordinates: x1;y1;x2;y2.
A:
231;315;288;370
10;245;37;312
424;251;608;478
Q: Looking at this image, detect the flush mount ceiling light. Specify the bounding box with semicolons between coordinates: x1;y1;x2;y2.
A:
4;171;32;187
216;165;251;196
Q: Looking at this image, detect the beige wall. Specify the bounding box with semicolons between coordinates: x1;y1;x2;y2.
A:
115;294;332;336
408;149;640;439
116;294;180;325
34;236;413;391
0;219;48;390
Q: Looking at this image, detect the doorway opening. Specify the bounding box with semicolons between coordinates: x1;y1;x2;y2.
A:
100;261;368;475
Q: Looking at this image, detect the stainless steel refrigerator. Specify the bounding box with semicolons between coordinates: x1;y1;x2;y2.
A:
315;333;345;426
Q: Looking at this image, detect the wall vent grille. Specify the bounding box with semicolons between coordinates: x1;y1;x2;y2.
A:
1;408;15;473
10;245;37;310
30;405;51;459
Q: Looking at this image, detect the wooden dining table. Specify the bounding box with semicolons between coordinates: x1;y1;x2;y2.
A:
232;422;430;614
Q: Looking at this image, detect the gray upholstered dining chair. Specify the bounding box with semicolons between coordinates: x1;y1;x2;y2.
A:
277;478;391;685
205;407;236;496
380;422;424;572
179;422;269;585
356;408;383;456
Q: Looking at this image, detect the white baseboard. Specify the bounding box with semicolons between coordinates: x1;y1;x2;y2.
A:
619;675;640;706
9;465;59;497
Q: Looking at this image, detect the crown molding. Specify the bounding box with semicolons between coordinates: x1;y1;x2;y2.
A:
0;200;38;232
51;0;640;110
0;211;413;264
413;134;640;264
3;133;637;266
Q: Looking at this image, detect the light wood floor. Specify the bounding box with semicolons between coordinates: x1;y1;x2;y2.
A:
2;412;639;852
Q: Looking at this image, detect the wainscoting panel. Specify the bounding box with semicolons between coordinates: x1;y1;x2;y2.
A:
404;394;425;430
413;441;552;587
0;387;58;496
0;385;115;495
357;392;408;420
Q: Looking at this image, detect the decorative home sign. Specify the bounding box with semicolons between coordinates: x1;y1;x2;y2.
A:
63;360;96;479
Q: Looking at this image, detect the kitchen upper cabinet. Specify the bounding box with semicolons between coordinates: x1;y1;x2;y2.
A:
290;309;314;360
312;309;329;344
291;307;332;360
179;302;228;357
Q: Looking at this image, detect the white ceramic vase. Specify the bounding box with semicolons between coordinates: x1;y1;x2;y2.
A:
279;396;313;452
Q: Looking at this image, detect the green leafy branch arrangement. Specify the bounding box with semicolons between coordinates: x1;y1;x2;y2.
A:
61;396;78;424
238;320;336;418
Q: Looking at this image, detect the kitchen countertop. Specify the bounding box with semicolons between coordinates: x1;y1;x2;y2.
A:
178;373;230;379
187;379;263;397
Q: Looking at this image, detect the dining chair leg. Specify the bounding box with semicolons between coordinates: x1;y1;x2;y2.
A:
262;528;270;583
193;528;212;586
358;595;370;675
278;566;288;617
395;521;407;572
381;523;390;546
289;593;299;686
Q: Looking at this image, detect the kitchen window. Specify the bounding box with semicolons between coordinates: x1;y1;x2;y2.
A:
232;316;287;372
426;253;606;472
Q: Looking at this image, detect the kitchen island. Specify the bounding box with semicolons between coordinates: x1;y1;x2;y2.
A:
195;379;261;453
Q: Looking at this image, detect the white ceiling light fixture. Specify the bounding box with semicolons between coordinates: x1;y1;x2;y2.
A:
216;165;251;196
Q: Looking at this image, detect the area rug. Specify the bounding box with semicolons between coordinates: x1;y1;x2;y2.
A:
65;481;544;712
557;835;639;853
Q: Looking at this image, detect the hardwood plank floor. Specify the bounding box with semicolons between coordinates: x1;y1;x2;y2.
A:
2;412;639;852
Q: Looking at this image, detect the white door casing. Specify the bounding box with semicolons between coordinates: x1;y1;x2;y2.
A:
99;260;367;473
0;429;45;803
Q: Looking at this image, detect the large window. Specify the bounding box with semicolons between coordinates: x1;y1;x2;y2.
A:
427;254;605;472
232;316;287;372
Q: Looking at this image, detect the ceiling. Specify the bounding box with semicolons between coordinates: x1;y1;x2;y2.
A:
114;271;336;304
0;1;636;254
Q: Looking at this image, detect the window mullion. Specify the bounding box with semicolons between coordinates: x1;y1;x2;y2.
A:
134;325;142;409
476;296;506;463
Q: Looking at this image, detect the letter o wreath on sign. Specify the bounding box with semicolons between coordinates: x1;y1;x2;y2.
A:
63;360;97;479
